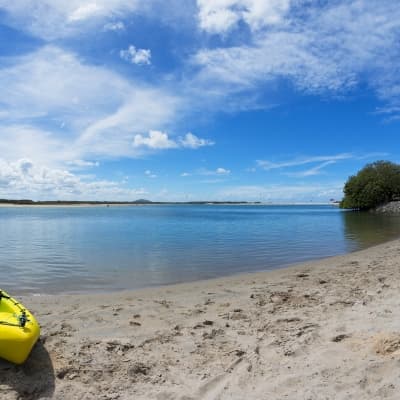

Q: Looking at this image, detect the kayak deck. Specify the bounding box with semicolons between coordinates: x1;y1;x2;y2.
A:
0;290;40;364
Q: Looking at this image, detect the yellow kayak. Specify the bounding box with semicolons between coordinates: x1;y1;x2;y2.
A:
0;290;40;364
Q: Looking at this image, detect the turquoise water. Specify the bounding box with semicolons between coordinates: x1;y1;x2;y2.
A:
0;205;399;294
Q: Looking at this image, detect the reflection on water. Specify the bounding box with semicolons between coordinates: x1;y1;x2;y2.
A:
0;205;399;294
342;211;400;249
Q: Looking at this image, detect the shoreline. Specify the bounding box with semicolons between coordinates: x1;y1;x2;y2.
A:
3;237;400;399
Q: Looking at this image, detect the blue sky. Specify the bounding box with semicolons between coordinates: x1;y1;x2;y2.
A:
0;0;399;202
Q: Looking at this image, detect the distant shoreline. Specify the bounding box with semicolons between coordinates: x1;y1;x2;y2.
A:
0;199;258;206
0;200;335;207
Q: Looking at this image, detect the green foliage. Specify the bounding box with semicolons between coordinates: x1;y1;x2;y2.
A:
340;161;400;210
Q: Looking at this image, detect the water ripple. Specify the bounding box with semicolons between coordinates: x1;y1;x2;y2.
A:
0;205;399;294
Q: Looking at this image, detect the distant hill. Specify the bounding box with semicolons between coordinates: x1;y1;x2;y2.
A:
133;199;153;204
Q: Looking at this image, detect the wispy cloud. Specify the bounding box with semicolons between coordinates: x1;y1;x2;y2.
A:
255;152;391;177
193;1;400;117
0;46;212;165
199;178;226;184
284;161;337;178
103;21;125;31
66;160;100;169
355;152;390;160
198;167;231;176
179;167;231;179
2;0;400;119
255;152;391;178
0;0;194;40
0;1;143;40
256;154;353;171
145;170;157;178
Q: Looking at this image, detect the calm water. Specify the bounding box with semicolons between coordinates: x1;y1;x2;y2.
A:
0;205;400;294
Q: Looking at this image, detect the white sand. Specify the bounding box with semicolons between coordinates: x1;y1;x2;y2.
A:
1;238;400;399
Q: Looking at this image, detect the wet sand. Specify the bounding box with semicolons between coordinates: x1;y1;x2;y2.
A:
2;238;400;399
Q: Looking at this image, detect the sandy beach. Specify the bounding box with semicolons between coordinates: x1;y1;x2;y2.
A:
2;238;400;399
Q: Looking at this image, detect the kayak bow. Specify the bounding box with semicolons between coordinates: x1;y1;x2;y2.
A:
0;290;40;364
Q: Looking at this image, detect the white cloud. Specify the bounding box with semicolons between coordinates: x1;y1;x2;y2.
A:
133;131;214;151
120;45;151;65
197;0;291;34
133;131;178;149
0;158;147;201
181;172;191;177
197;1;240;35
68;3;103;22
198;167;231;176
179;132;214;148
215;167;231;175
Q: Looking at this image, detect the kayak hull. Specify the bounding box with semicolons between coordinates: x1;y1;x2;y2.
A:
0;291;40;364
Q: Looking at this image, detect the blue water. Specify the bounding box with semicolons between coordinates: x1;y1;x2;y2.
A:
0;205;399;294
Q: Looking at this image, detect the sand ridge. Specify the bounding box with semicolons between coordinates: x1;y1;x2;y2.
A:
1;238;400;399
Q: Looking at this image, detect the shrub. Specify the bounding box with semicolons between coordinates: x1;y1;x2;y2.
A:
340;161;400;210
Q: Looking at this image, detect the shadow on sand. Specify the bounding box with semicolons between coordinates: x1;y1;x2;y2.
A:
0;339;55;399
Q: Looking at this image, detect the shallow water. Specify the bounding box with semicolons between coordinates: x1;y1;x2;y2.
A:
0;205;399;294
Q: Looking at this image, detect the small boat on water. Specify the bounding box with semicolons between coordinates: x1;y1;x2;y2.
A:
0;290;40;364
